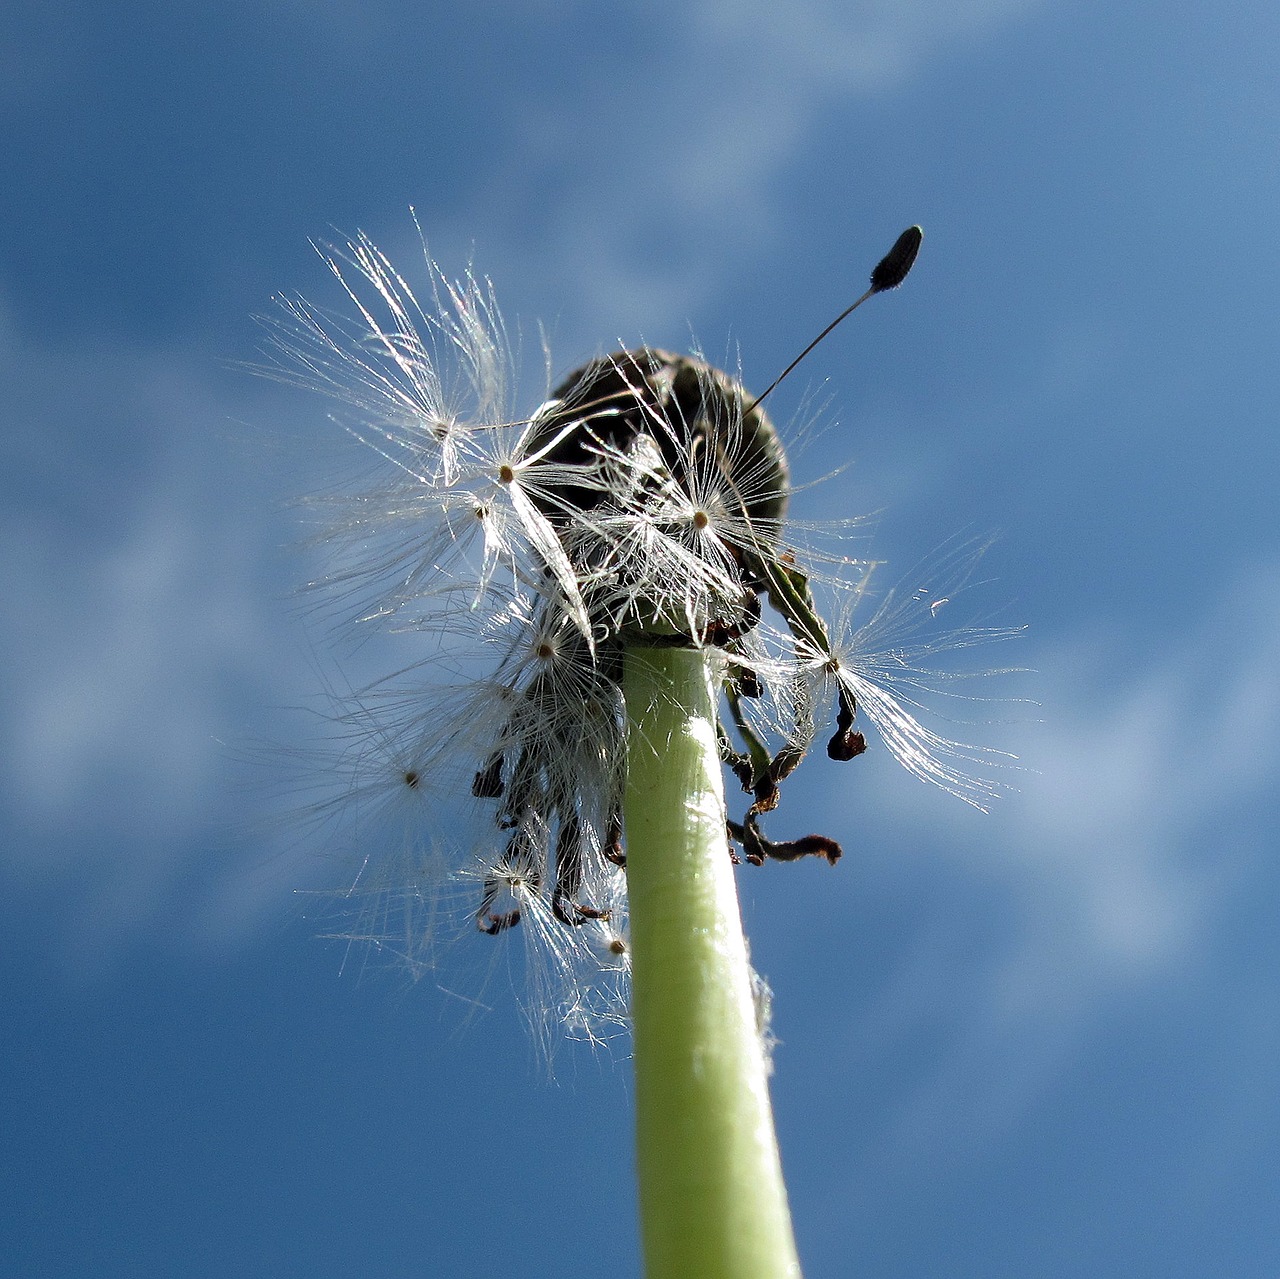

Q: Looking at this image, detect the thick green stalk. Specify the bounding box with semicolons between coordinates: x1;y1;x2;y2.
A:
622;645;802;1279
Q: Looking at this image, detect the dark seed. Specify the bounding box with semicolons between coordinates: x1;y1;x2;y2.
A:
870;226;923;293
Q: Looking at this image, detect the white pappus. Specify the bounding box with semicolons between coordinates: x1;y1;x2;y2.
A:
255;223;1019;1041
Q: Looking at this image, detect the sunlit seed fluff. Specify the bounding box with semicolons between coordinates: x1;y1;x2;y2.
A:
266;683;459;980
256;232;599;637
264;226;1016;1041
764;544;1025;811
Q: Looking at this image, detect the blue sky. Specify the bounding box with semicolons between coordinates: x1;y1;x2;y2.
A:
3;2;1279;1276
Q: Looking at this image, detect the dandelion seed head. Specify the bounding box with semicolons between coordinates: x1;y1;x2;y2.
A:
262;226;1019;1043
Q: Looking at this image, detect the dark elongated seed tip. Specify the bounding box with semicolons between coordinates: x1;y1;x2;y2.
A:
472;756;504;798
869;225;923;293
826;729;867;761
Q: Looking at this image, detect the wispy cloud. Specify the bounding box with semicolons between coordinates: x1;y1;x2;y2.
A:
0;308;299;947
410;0;1045;342
818;562;1280;1192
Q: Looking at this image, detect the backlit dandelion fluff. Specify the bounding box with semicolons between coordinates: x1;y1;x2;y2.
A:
258;223;1015;1045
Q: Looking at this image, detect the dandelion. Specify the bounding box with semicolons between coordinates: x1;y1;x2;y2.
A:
261;221;1018;1277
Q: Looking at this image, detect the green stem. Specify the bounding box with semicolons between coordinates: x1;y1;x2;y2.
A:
622;645;802;1279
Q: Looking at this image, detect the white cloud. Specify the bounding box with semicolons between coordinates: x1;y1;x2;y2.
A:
692;0;1040;89
999;572;1280;973
0;308;300;929
813;563;1280;1190
410;0;1045;344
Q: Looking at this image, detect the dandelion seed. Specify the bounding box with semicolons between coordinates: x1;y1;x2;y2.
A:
774;545;1026;810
